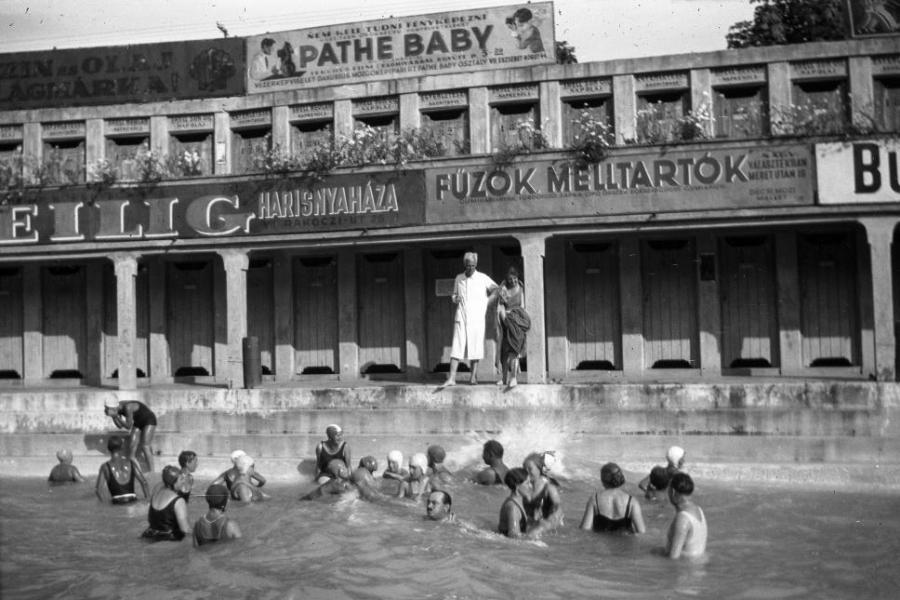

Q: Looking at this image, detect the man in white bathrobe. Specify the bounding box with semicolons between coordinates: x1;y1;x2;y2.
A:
443;252;498;386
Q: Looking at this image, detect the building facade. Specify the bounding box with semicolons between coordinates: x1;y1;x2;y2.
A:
1;33;899;390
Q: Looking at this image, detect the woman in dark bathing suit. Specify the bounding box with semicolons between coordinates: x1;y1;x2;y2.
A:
498;467;530;538
580;462;646;534
95;436;149;504
143;465;191;541
104;399;157;473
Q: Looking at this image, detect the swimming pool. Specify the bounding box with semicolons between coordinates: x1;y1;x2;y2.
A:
2;445;899;600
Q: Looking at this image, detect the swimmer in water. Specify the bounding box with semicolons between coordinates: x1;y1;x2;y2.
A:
665;472;707;559
475;440;509;485
231;454;270;502
193;483;242;547
142;465;190;542
350;456;383;501
498;467;531;538
400;452;432;501
639;445;685;499
426;490;455;522
426;445;453;484
213;449;267;494
580;462;646;534
301;459;353;500
381;450;408;495
522;452;562;538
95;435;149;504
314;424;351;484
48;449;85;484
177;450;198;498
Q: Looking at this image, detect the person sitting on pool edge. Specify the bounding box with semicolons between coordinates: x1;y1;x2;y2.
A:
666;472;707;559
142;465;191;542
49;449;85;484
95;435;149;504
498;467;531;538
400;452;432;501
475;440;509;485
231;454;270;502
639;445;685;499
315;424;352;484
193;483;242;547
426;490;455;522
380;450;408;495
580;462;646;534
426;445;453;484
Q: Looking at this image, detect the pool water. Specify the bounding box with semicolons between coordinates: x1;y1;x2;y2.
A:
2;453;900;600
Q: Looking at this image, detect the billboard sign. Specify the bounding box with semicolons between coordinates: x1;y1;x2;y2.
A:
817;139;900;204
846;0;900;37
245;2;555;93
0;39;246;110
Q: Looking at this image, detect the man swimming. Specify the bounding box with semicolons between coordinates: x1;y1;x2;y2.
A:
666;473;707;559
426;490;455;522
475;440;509;485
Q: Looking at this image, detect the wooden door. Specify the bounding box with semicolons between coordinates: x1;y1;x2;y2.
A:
720;236;778;368
0;267;23;377
425;249;467;372
798;233;858;366
293;256;338;374
357;253;404;372
566;242;621;370
247;259;274;374
167;261;214;375
642;239;698;369
42;265;86;376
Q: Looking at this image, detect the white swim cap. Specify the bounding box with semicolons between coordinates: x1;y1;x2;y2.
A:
104;400;119;410
387;450;403;465
235;454;254;474
666;446;685;465
410;453;428;472
542;451;557;471
231;450;247;465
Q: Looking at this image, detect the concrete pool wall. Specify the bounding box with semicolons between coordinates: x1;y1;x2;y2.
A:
2;381;899;488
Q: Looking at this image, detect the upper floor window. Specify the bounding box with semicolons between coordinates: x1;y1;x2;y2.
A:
230;109;272;175
168;114;214;178
562;96;613;146
635;92;687;144
420;90;469;157
42;121;85;185
874;77;900;132
713;86;767;139
490;84;542;153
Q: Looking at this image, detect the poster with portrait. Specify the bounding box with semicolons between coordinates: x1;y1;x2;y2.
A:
846;0;900;37
245;2;555;93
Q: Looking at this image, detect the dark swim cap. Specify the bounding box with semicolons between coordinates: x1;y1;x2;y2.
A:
205;484;229;509
161;465;181;488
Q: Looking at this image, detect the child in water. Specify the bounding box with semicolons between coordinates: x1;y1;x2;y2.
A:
399;453;432;501
48;449;85;484
381;450;408;495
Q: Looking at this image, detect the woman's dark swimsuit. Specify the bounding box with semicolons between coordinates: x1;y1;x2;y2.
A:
316;441;348;476
193;514;230;546
499;496;528;536
142;496;185;541
592;494;634;532
106;461;137;504
525;480;558;521
119;402;157;429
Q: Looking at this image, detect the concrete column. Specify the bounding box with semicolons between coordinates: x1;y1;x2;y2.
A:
849;56;874;131
515;233;549;384
540;81;562;148
22;263;42;384
219;249;249;388
400;92;421;131
149;116;168;157
337;248;359;379
860;217;899;381
271;105;290;152
85;118;104;181
775;231;803;374
22;122;41;184
545;237;568;381
767;62;792;136
620;237;643;376
84;262;104;386
112;254;139;390
273;252;295;382
857;226;876;376
214;111;230;175
697;234;722;376
469;87;490;154
334;99;354;140
403;247;425;380
690;69;714;139
148;258;169;383
613;75;636;144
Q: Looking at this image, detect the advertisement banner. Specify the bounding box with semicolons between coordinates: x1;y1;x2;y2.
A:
0;39;246;110
846;0;900;37
817;139;900;204
426;145;814;223
245;2;555;93
0;171;425;246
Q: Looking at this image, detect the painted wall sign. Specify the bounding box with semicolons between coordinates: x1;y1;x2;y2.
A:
847;0;900;38
872;54;900;75
244;2;555;93
0;39;245;110
290;103;333;121
0;171;425;246
634;72;689;92
106;118;150;136
353;97;400;115
791;59;847;80
420;90;468;109
817;139;900;204
231;109;271;128
426;144;814;223
560;78;612;98
0;125;23;141
42;121;85;139
711;66;767;86
169;114;215;132
490;84;539;102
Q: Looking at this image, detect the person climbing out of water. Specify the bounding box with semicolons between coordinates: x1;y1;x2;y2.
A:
498;467;531;538
639;445;685;500
426;445;453;484
193;483;242;547
48;449;85;484
103;398;157;473
400;452;432;501
475;440;509;485
95;435;149;504
142;465;191;542
231;454;270;502
314;424;352;484
381;450;408;495
665;472;707;559
300;459;353;500
213;449;266;494
426;490;455;522
521;452;563;538
580;462;646;534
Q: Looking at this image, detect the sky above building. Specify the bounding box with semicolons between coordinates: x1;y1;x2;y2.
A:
1;0;755;62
